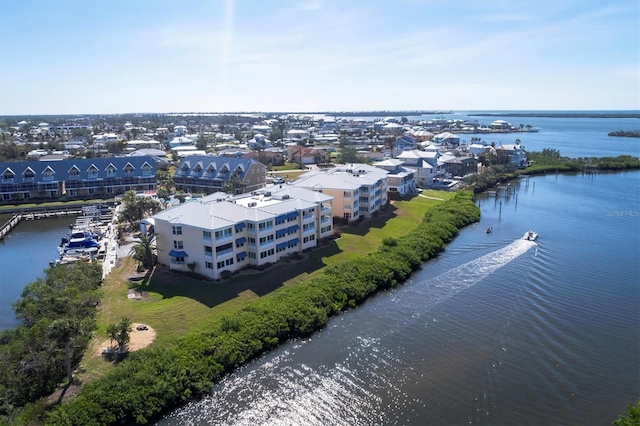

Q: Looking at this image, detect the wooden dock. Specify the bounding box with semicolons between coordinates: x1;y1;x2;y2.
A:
0;214;22;240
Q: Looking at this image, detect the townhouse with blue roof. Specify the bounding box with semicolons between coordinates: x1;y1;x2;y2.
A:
173;155;267;195
0;156;156;204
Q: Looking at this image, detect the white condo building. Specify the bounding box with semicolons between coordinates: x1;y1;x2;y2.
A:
152;186;333;280
290;164;388;222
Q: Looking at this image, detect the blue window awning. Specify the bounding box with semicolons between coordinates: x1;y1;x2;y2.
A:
287;225;299;233
276;242;288;250
235;222;246;232
288;238;299;247
236;251;247;260
276;214;287;222
236;237;247;245
169;249;188;257
287;211;299;220
276;228;287;237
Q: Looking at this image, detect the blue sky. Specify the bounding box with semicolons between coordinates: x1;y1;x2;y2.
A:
1;0;638;115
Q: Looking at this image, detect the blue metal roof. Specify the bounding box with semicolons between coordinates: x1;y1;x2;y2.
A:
0;156;156;184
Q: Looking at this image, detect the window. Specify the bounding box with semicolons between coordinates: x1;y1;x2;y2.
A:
344;203;351;210
23;170;34;181
43;168;55;181
216;242;233;255
204;246;213;257
106;165;117;177
124;164;135;176
87;166;98;179
258;221;273;231
249;252;257;259
215;227;233;239
260;248;275;259
206;262;214;269
248;237;256;245
69;167;80;179
173;241;183;249
2;170;15;181
203;230;211;241
247;223;255;230
303;235;315;243
141;163;153;176
172;225;182;235
321;225;332;233
343;212;352;219
343;191;351;198
259;234;274;244
217;258;234;268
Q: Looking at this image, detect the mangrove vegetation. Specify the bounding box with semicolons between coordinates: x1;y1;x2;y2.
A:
43;191;480;425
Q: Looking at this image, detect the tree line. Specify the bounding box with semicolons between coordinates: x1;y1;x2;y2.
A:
0;262;103;422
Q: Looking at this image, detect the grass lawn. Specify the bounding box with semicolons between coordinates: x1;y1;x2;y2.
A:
0;199;110;211
80;189;452;382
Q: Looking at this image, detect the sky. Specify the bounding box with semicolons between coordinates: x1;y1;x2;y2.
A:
0;0;638;115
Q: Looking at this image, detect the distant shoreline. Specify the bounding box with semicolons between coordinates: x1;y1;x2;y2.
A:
468;112;640;119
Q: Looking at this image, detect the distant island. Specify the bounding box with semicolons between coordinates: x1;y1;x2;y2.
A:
608;130;640;138
469;112;640;119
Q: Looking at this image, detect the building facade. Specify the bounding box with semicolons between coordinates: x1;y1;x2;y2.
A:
152;186;333;280
173;155;267;195
291;164;388;222
0;156;156;204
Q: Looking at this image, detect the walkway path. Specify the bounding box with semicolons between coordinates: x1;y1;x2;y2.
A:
418;194;445;201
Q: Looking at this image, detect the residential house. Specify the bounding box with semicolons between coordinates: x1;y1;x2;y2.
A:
173;155;266;195
495;143;527;168
291;163;388;222
396;149;440;188
287;145;328;166
438;154;478;177
393;135;417;157
0;156;156;203
242;149;286;167
151;186;333;280
372;159;416;195
433;132;460;146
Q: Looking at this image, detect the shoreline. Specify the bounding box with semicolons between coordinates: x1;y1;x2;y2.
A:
47;193;480;425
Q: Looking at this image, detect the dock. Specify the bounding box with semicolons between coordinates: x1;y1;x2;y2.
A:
0;214;22;240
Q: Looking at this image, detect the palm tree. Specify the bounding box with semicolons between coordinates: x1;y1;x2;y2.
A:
106;323;118;348
49;319;77;383
129;233;155;270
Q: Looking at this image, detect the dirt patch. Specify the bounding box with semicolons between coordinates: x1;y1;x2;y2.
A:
95;323;156;356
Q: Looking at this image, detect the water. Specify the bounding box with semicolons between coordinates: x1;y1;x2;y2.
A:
0;114;638;422
326;111;640;159
0;216;75;330
158;170;640;425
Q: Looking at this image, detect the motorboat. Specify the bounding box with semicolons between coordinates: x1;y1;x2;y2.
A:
523;231;538;241
486;227;492;234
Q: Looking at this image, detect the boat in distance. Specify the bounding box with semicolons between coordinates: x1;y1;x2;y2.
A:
523;231;538;241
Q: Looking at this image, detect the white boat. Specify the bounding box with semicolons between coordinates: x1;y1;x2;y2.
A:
523;231;538;241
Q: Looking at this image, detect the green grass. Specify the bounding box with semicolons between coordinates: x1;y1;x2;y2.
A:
270;162;306;172
0;199;110;211
80;190;452;383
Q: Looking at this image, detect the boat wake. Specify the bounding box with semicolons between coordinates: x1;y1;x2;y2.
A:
413;238;537;309
157;238;538;426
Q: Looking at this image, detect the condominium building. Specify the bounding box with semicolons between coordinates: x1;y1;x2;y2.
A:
172;155;267;195
152;186;333;280
0;156;156;204
290;163;388;222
